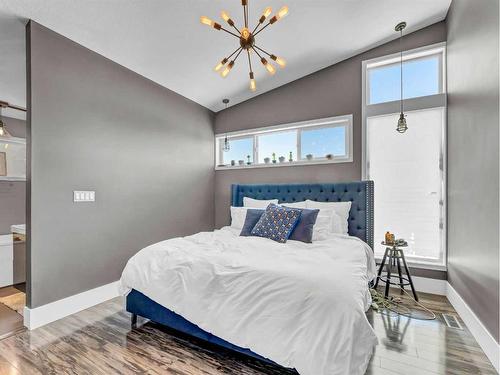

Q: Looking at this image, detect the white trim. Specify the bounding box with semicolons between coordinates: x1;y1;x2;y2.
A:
411;276;447;295
446;283;500;372
214;114;352;138
380;277;498;371
24;280;120;330
215;157;352;171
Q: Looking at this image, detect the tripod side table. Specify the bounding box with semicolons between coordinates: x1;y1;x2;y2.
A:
373;241;419;301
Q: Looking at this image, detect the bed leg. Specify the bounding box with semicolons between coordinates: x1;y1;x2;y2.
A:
131;313;137;327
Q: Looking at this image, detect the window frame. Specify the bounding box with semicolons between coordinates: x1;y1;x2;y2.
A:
215;114;353;170
361;42;447;270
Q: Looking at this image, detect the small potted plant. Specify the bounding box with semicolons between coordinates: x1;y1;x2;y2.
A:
325;154;333;160
264;157;271;164
289;151;293;162
238;160;245;166
279;156;286;163
231;160;236;166
306;154;313;161
272;152;277;163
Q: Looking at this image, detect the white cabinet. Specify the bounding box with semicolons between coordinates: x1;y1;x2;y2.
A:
0;234;13;288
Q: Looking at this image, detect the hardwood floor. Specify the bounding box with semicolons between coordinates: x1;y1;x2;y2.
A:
0;291;496;375
0;285;25;340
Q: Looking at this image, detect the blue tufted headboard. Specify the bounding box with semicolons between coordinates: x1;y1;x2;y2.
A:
231;181;374;249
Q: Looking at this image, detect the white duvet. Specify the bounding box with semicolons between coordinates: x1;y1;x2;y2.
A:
119;227;378;375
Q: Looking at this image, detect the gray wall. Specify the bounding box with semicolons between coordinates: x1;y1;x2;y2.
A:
446;0;499;342
0;116;26;235
214;22;447;280
27;22;215;308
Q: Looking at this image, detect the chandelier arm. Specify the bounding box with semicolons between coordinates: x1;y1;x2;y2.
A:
226;46;243;60
253;45;273;57
220;27;241;38
251;21;262;35
251;46;263;60
245;2;249;28
253;21;271;37
229;22;241;35
233;47;244;62
246;50;253;72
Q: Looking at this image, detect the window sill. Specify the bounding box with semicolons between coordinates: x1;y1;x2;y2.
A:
215;157;353;171
374;256;447;271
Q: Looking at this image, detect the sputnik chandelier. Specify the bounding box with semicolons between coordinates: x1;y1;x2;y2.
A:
200;1;289;92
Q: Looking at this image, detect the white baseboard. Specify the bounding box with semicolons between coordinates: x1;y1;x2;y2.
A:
412;276;447;295
445;283;499;372
24;280;120;330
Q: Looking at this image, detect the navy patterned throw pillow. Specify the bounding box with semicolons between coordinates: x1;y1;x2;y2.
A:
250;203;302;243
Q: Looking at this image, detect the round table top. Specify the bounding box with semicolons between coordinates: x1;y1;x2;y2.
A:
381;241;408;248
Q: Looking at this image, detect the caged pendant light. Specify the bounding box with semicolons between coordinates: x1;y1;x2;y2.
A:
395;21;408;133
222;99;230;152
201;1;289;92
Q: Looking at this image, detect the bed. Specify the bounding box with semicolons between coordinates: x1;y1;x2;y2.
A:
120;181;377;375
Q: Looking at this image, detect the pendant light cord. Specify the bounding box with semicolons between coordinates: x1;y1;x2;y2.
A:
400;28;403;114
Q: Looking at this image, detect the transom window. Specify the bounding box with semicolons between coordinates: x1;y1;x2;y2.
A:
215;115;353;169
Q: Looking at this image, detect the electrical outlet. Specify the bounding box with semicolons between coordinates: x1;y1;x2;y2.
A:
73;191;95;202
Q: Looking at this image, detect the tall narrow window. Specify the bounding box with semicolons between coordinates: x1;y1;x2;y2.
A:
363;43;446;268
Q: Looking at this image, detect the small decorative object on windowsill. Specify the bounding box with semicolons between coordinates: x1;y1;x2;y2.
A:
279;156;285;163
325;153;333;160
264;157;270;164
306;154;313;161
385;231;395;245
289;151;293;162
238;160;245;165
231;160;236;166
272;152;277;163
246;155;251;165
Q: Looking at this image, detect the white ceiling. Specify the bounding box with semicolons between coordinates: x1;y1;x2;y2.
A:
0;0;451;114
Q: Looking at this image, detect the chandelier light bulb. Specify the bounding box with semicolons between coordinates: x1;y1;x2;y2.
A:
277;6;289;19
221;11;230;22
221;61;235;77
200;16;214;26
259;7;272;23
249;72;256;91
241;27;251;40
214;58;228;72
261;58;275;75
271;54;286;68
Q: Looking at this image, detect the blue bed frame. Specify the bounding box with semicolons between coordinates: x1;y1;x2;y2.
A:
126;181;374;365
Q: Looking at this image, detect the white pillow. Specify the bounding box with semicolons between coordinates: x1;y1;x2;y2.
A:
283;201;307;208
230;206;252;230
311;211;334;241
306;200;352;235
243;197;278;208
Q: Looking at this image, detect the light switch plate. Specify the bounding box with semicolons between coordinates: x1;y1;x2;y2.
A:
73;190;95;202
